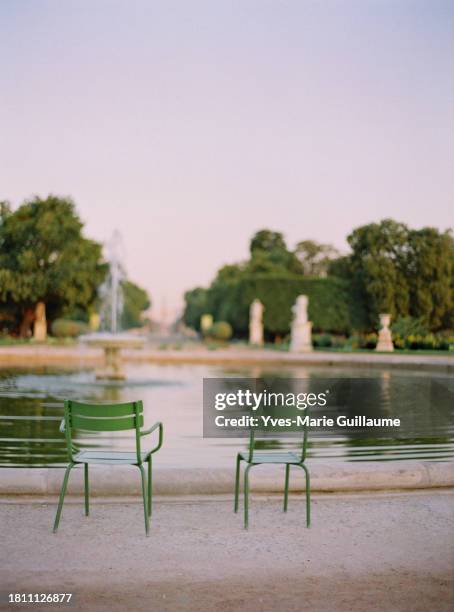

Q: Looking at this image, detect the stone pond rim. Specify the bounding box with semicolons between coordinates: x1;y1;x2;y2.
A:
0;345;452;372
1;461;453;497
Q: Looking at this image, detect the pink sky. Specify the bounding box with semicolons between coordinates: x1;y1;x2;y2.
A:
1;1;453;319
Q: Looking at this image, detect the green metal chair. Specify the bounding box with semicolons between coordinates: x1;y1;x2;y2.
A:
53;399;163;536
234;428;310;529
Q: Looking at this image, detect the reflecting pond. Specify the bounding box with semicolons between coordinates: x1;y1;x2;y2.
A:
0;362;453;467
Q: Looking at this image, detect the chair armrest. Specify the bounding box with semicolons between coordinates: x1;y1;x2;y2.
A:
140;421;163;455
59;419;66;434
247;429;255;463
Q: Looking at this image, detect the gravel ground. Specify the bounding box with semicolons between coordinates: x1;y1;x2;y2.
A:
1;491;454;612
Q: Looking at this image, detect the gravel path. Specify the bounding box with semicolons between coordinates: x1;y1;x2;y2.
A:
2;491;454;612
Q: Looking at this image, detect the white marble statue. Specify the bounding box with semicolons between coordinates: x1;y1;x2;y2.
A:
249;299;264;346
290;295;313;352
376;313;394;352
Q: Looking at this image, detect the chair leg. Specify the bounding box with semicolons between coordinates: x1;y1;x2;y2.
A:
138;465;150;536
147;455;152;517
53;463;74;533
284;464;290;512
84;463;89;516
300;463;311;527
234;454;241;513
244;464;253;529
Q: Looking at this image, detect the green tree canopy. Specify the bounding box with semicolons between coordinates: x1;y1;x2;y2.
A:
248;229;302;274
344;219;453;330
183;287;209;331
406;227;454;329
250;229;288;254
0;195;106;336
346;219;411;325
294;240;340;277
121;280;151;329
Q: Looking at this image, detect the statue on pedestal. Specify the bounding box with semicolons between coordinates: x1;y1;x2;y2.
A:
33;301;47;342
290;295;312;352
249;299;264;346
376;314;394;352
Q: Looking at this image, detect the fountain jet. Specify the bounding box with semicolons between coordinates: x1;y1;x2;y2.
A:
81;231;144;379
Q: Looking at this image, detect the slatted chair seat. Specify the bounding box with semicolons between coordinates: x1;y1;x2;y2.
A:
73;450;150;465
239;451;301;464
53;399;163;536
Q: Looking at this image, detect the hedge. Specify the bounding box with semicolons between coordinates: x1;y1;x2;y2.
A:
184;274;368;337
51;318;89;338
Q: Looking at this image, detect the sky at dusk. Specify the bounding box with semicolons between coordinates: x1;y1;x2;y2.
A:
1;0;453;320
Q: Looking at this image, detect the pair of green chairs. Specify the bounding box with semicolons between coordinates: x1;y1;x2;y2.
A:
54;400;311;535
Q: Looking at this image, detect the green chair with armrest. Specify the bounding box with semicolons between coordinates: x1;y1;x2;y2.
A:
234;427;310;529
53;399;163;536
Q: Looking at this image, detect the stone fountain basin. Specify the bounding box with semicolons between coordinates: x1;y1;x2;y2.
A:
80;333;145;349
80;333;145;380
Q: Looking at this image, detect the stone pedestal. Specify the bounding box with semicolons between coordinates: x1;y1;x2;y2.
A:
96;346;125;380
33;302;47;342
376;313;394;352
249;299;264;346
290;295;313;352
82;334;145;381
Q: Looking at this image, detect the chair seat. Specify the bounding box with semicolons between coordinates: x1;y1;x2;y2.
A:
73;450;148;465
240;451;302;464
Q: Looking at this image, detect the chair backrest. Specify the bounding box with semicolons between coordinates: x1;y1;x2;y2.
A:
246;419;309;463
63;400;144;463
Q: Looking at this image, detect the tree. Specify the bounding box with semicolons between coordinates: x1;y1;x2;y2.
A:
183;287;209;331
346;219;410;326
345;219;453;330
327;255;352;279
250;229;288;254
249;229;302;274
121;280;151;329
406;228;453;329
294;240;340;277
0;195;106;337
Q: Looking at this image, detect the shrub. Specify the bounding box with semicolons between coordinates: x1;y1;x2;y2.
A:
331;335;347;348
391;316;429;339
346;333;377;350
312;334;347;349
392;331;450;350
312;334;333;348
209;321;233;341
362;333;378;349
51;319;89;338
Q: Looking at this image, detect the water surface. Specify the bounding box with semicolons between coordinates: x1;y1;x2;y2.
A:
0;363;453;467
